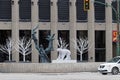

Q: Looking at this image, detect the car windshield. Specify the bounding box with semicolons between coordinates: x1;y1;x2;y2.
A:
108;57;120;63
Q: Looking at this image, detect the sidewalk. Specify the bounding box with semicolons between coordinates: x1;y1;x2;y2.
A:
0;72;120;80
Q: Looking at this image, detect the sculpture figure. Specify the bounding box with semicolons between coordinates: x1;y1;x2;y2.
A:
57;48;71;60
32;25;55;63
57;37;71;61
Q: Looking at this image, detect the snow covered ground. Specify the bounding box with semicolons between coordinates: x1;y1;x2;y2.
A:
0;72;120;80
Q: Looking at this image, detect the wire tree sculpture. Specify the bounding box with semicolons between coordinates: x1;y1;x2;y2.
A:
77;37;88;61
58;37;69;49
0;37;14;61
15;37;31;62
73;37;88;61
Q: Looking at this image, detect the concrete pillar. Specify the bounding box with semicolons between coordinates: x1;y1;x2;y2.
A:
50;0;58;60
105;0;113;61
69;0;77;60
11;0;19;62
31;0;39;63
88;0;95;62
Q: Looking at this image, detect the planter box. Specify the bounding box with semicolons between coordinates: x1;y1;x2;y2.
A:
52;60;77;63
4;60;16;63
0;62;103;73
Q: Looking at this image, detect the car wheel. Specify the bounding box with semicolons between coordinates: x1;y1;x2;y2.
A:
102;73;107;75
112;67;119;75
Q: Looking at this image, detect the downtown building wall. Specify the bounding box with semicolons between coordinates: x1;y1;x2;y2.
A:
0;0;117;63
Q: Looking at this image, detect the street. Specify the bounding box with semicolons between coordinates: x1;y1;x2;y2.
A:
0;72;120;80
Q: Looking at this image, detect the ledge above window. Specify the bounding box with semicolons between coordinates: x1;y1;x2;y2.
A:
19;19;31;22
39;19;50;22
77;20;88;23
0;19;11;22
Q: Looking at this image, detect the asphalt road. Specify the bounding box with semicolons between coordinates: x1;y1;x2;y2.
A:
0;72;120;80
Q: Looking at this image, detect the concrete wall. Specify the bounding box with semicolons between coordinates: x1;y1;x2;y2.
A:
0;62;103;73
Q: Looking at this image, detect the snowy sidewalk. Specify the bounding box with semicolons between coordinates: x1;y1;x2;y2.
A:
0;72;120;80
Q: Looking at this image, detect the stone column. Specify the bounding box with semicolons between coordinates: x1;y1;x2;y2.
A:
88;0;95;62
105;0;113;61
50;0;58;60
69;0;77;60
12;0;19;62
31;0;39;63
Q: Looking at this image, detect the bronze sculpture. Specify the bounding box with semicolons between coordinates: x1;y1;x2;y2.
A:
32;25;55;63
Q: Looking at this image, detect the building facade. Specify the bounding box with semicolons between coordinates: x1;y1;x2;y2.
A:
0;0;118;62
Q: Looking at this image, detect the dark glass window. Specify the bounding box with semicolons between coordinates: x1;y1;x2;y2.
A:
76;0;87;22
0;30;11;62
58;30;69;48
94;0;105;22
58;0;69;22
39;30;51;62
95;31;106;62
112;1;117;23
113;42;116;57
19;0;31;22
0;0;11;21
19;30;31;62
58;30;69;61
38;0;50;22
77;31;88;62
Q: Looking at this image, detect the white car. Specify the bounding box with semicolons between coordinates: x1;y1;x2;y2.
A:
98;56;120;75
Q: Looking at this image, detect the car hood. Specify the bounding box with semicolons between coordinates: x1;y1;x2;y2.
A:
100;62;117;66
